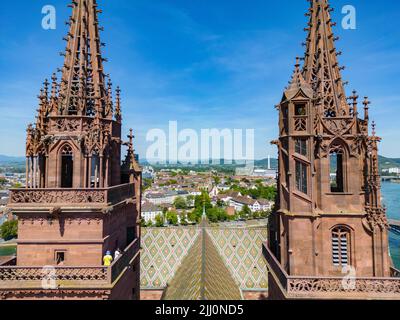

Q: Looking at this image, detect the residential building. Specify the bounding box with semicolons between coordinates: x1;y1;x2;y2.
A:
142;202;163;224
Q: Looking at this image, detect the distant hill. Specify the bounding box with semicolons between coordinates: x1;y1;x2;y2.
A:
254;158;278;169
1;154;398;172
0;155;25;164
379;156;400;171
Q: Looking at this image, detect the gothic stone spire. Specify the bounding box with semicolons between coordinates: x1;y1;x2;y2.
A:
303;0;349;117
58;0;110;118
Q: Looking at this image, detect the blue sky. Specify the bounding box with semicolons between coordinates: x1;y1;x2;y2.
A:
0;0;399;159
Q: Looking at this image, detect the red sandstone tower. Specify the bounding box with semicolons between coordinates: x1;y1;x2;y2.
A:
264;0;400;299
0;0;142;300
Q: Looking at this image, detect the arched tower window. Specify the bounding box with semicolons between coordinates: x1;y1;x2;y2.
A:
332;227;351;267
61;145;73;188
90;152;100;188
329;143;345;193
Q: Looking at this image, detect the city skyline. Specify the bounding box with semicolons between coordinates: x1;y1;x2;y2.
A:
1;0;400;159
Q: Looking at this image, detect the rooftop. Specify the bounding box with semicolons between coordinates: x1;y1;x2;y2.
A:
162;219;243;300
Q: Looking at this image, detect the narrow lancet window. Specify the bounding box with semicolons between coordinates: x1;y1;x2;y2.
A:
330;147;344;193
295;160;308;195
61;145;73;188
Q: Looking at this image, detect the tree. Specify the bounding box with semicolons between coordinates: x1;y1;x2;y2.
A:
166;211;179;225
216;199;225;208
194;191;212;210
0;178;7;186
140;219;147;227
146;220;154;227
180;213;188;226
186;195;195;207
188;209;201;224
260;210;272;219
206;207;219;223
253;211;261;219
0;220;18;241
239;205;251;219
143;178;153;191
173;196;187;210
155;214;164;227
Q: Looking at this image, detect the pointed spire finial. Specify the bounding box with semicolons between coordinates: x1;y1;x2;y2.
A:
372;121;376;137
363;96;370;121
115;86;122;122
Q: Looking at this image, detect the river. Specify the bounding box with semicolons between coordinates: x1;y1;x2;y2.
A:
382;181;400;269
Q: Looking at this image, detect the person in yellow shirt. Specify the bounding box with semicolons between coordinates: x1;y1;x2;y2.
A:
103;251;113;266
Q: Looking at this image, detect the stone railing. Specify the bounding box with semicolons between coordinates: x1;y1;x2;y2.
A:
0;257;16;267
262;243;288;291
0;265;108;282
287;276;400;298
0;239;139;287
110;238;140;283
106;183;135;206
264;244;400;299
9;184;135;206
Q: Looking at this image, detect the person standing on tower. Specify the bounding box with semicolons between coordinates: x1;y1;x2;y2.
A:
103;251;113;266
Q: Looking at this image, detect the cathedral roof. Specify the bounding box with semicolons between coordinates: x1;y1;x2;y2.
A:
162;219;243;300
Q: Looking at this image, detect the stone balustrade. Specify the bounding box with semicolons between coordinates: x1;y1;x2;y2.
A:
9;183;135;206
0;265;108;282
110;238;140;283
263;244;400;299
0;239;139;286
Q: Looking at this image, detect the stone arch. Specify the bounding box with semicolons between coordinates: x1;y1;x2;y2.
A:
329;138;349;193
59;143;74;188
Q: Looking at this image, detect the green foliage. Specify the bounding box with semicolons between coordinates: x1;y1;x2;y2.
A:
140;219;147;227
213;176;221;185
189;208;202;223
155;214;164;227
239;205;252;219
252;211;260;219
206;207;228;223
194;191;212;210
180;213;188;226
0;178;7;186
166;211;179;225
230;184;277;201
0;220;18;241
173;196;188;209
216;199;225;208
186;195;195;207
146;220;154;227
143;178;153;191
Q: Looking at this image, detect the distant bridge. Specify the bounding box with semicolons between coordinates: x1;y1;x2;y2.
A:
388;220;400;235
382;176;400;182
